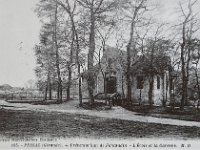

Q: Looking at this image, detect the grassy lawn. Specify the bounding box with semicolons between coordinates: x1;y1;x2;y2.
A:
6;99;58;105
74;101;200;122
125;105;200;122
5;98;200;122
3;99;200;122
0;108;200;139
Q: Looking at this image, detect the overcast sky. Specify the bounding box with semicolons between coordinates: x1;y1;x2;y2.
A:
0;0;192;87
0;0;41;87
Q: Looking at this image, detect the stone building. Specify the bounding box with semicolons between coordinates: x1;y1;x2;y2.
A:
81;46;172;106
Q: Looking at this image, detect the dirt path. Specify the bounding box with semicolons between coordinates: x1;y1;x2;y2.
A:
1;99;200;128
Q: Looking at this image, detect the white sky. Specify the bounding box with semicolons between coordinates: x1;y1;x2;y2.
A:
0;0;193;87
0;0;41;87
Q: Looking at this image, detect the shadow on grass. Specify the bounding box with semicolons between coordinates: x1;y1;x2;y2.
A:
82;102;112;111
0;108;200;139
125;104;200;122
6;99;60;105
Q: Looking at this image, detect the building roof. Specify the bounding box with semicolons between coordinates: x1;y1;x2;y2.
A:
81;45;125;78
131;54;171;75
82;45;172;78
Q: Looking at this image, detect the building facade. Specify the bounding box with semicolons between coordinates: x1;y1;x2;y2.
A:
81;46;171;106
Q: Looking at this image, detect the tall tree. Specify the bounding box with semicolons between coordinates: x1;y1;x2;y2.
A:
53;3;63;103
35;0;64;103
190;39;200;102
53;0;84;106
177;0;199;109
34;33;55;101
120;0;149;103
146;24;166;107
77;0;119;105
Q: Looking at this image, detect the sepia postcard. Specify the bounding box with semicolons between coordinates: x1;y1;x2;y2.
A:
1;0;200;149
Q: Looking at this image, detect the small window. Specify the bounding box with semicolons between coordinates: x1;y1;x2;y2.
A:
137;76;144;89
157;76;160;89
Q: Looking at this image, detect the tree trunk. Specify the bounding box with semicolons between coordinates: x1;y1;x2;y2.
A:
195;63;200;99
48;81;52;100
54;0;83;106
139;89;142;106
125;1;145;104
70;10;83;106
161;74;166;107
180;40;186;110
54;3;62;103
70;15;83;106
185;46;191;106
126;43;132;103
165;74;168;105
148;40;155;107
121;74;125;99
87;11;95;105
72;19;83;106
67;29;74;101
66;86;70;101
47;71;52;100
44;85;48;101
78;64;83;106
67;63;71;101
148;75;154;107
126;12;137;104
